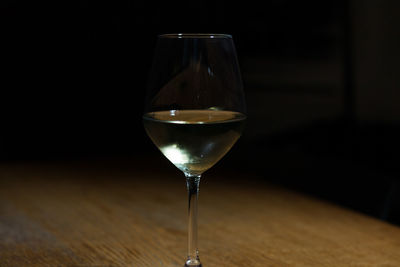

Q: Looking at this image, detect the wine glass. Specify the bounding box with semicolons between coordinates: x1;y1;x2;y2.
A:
143;33;246;267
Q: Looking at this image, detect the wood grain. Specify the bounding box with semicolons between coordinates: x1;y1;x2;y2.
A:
0;161;400;266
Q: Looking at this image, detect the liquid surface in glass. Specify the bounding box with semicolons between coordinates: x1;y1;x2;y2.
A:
143;110;246;175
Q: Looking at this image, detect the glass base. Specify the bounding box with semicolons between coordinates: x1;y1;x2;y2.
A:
185;259;202;267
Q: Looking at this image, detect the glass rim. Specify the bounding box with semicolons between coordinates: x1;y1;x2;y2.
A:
158;33;232;39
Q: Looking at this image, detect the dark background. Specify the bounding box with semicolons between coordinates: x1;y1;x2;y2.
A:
2;1;400;225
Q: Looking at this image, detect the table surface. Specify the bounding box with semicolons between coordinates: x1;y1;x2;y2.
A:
1;160;400;267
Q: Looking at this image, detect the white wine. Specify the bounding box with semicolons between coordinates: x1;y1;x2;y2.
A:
143;110;246;175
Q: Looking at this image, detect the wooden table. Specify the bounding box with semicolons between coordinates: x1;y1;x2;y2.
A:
1;159;400;266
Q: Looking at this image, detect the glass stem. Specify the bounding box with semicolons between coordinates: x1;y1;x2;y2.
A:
185;173;202;267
